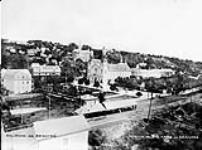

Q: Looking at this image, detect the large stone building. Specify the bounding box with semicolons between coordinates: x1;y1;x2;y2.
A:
30;63;61;76
87;48;131;90
1;69;32;94
131;68;175;79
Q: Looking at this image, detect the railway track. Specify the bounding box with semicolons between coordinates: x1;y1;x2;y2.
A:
88;92;202;128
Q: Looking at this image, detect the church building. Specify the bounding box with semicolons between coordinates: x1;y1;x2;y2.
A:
87;48;131;90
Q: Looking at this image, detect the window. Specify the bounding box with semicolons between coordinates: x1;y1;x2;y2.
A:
95;68;98;73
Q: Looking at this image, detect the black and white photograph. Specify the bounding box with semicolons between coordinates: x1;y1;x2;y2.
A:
1;0;202;150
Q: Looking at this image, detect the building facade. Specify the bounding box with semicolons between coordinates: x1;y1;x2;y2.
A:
2;116;89;150
1;69;32;94
87;48;131;90
31;63;61;76
72;48;93;62
131;68;175;79
87;59;103;83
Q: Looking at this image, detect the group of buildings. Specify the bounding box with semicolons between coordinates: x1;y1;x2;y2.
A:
1;63;61;95
1;46;175;95
1;46;177;150
85;48;175;90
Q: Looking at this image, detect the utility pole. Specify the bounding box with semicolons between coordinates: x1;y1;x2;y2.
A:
65;72;67;84
147;78;153;120
48;96;51;119
147;92;153;120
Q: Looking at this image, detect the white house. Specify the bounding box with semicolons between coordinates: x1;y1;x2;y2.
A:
31;63;61;76
1;69;32;94
2;116;89;150
27;48;40;57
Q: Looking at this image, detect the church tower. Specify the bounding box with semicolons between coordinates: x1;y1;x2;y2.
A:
102;47;109;91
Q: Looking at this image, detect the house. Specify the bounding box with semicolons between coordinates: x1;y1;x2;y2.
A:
30;63;61;76
1;69;32;94
10;48;16;54
27;49;40;57
2;116;89;150
136;62;147;69
19;50;25;55
87;48;131;90
49;59;58;65
73;48;93;62
40;53;47;58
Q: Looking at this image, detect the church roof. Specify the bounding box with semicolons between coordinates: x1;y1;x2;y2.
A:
107;63;131;72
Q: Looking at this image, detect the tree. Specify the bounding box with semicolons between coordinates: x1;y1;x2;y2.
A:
84;78;90;85
75;59;87;76
78;78;84;85
88;129;106;146
93;79;100;88
61;59;79;78
3;53;29;69
110;84;118;91
106;50;121;64
172;73;184;95
68;85;78;97
114;77;139;90
98;92;107;109
136;92;143;97
66;76;74;83
81;45;91;50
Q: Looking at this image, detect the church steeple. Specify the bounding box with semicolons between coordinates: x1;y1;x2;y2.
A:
102;47;108;91
120;54;123;63
120;53;126;64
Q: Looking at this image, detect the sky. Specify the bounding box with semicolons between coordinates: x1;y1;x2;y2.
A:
1;0;202;62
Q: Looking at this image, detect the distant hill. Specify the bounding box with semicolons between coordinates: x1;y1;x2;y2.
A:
1;38;202;75
105;49;202;75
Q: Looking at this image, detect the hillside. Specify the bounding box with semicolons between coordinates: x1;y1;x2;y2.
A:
1;38;202;76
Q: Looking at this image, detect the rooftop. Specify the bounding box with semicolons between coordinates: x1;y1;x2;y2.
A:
107;63;131;72
2;69;31;80
34;115;89;140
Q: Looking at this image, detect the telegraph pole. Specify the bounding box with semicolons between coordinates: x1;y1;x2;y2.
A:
47;96;51;119
147;92;153;120
147;78;154;120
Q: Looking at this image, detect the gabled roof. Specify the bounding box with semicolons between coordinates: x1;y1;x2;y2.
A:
10;107;47;116
2;69;31;80
107;63;131;72
34;115;89;140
